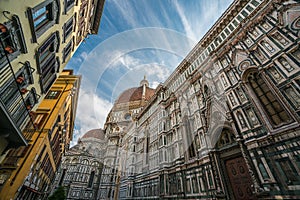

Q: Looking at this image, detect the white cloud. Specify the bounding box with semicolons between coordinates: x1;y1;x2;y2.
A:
138;64;171;81
71;88;113;146
110;51;141;70
173;1;197;41
150;81;160;89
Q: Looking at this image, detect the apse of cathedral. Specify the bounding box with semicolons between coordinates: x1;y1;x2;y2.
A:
54;0;300;199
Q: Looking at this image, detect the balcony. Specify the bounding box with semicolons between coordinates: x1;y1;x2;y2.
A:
0;62;38;147
0;15;27;70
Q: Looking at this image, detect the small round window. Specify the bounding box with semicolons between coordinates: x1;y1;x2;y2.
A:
124;113;131;120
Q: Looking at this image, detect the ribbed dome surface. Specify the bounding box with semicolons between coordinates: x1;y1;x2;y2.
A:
116;86;155;104
82;129;105;140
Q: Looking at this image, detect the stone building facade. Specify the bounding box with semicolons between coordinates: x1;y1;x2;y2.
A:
98;77;155;199
51;129;106;200
99;0;300;199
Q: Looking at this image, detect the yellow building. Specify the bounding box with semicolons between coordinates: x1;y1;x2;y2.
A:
0;0;105;157
0;70;81;200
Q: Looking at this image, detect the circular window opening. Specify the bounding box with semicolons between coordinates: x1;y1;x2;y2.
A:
124;113;131;120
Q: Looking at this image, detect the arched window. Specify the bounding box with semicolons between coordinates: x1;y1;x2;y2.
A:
248;72;291;126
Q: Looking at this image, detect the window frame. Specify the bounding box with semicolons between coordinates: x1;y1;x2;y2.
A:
62;38;73;63
64;0;75;14
0;16;27;69
63;16;74;43
37;32;60;94
45;90;61;99
27;0;59;42
247;71;292;128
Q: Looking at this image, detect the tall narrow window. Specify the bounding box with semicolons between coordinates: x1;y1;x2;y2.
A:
62;39;73;63
88;171;95;188
63;16;74;42
37;32;59;93
248;72;291;126
64;0;75;14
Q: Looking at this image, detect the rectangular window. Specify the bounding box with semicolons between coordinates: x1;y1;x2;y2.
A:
241;10;249;18
64;0;75;14
232;19;239;27
0;16;27;69
45;90;61;99
192;176;199;193
236;15;243;22
87;171;95;187
62;39;73;63
224;28;230;35
251;0;259;7
28;0;59;42
37;32;59;93
186;178;191;193
275;158;300;185
33;6;50;30
63;16;74;42
246;5;254;12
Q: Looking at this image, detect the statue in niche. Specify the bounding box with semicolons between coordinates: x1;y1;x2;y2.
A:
252;30;259;37
261;41;275;53
215;62;221;71
286;87;300;108
222;59;228;66
269;67;283;82
254;48;266;62
237;112;247;129
279;57;294;72
248;109;259;126
273;33;288;46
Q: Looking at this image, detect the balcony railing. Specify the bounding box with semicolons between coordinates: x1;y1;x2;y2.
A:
0;58;38;131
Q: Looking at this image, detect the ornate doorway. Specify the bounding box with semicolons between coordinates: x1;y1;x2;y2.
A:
216;129;257;200
225;156;257;200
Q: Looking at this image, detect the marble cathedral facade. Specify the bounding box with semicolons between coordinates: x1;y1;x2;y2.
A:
98;0;300;199
51;129;107;199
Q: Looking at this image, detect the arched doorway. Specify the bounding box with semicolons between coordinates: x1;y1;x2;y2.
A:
216;129;257;200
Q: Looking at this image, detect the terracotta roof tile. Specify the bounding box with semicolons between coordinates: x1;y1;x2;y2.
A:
116;86;155;104
82;129;105;140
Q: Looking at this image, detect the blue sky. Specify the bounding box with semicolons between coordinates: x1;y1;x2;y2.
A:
67;0;233;145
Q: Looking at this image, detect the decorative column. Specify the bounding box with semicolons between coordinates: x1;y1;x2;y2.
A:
209;150;225;198
237;136;265;195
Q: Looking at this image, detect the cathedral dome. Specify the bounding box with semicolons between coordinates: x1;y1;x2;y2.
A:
115;86;155;104
115;76;155;104
81;129;105;140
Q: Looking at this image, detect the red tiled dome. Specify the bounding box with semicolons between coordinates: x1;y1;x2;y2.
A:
116;86;155;104
82;129;105;140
